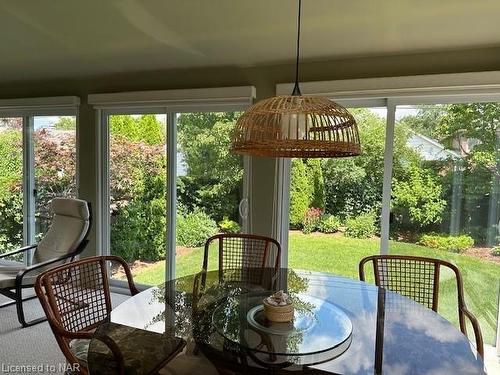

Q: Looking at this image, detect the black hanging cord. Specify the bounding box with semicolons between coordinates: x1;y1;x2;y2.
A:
292;0;302;96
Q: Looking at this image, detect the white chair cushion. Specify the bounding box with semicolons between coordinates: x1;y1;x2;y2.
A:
51;198;90;221
0;198;89;288
33;198;90;264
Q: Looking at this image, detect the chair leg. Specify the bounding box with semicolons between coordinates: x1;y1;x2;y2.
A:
14;290;47;328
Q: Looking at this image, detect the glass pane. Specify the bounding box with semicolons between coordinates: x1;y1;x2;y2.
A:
288;107;387;280
389;103;500;345
108;114;167;285
175;112;244;278
0;117;23;257
34;116;77;239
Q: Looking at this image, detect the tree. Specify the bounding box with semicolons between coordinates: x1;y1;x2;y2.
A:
110;114;165;145
397;103;499;244
109;131;166;261
397;105;447;139
0;130;22;199
289;158;309;228
34;129;77;234
0;126;77;252
177;112;243;221
304;159;325;210
392;165;447;228
53;116;76;130
320;108;418;220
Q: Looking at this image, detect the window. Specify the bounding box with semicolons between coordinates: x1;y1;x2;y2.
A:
176;111;244;277
90;87;255;285
0;97;79;264
106;112;167;285
277;73;500;346
0;117;23;255
34;116;77;239
288;107;387;280
389;102;499;346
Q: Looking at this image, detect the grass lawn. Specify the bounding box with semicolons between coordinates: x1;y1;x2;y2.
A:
132;231;499;345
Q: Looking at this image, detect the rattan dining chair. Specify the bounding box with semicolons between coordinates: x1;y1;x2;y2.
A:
359;254;484;357
35;255;185;375
202;233;281;284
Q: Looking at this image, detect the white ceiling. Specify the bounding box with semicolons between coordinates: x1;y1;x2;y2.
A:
1;0;500;82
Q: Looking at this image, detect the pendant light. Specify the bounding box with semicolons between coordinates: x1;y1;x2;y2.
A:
231;0;361;158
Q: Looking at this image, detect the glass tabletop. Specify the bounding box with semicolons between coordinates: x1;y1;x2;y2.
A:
101;268;485;374
212;291;352;363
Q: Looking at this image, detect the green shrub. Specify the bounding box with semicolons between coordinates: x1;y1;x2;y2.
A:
419;234;474;253
345;212;376;238
302;208;322;234
177;209;218;247
218;217;241;233
392;165;446;228
318;215;341;234
289;159;309;228
304;159;325;210
490;245;500;256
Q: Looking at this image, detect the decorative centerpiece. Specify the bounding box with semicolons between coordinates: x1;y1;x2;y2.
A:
263;290;294;322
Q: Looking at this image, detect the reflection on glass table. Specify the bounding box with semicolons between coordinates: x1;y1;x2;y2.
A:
103;268;485;374
212;292;352;366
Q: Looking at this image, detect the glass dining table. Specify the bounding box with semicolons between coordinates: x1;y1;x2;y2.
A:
88;268;485;374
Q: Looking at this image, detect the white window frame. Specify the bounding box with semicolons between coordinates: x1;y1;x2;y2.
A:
89;86;255;284
0;96;80;264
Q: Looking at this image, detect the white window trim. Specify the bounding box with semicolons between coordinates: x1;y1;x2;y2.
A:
0;96;80;117
88;86;255;112
277;71;500;100
92;86;255;283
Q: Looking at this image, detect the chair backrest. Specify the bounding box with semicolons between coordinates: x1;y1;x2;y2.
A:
35;256;138;368
203;233;281;274
359;255;444;311
33;198;91;264
359;254;484;357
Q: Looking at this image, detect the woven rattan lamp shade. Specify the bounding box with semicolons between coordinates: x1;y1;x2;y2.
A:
231;95;361;158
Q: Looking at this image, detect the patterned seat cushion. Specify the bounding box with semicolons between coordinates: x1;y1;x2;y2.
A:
70;323;185;375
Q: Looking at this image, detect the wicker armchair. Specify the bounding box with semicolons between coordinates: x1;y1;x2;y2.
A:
35;256;185;375
202;234;281;284
359;254;484;357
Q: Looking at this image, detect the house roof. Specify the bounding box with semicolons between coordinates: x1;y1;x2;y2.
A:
408;132;462;161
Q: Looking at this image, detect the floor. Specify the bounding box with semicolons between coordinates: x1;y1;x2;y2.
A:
484;345;500;375
1;293;498;374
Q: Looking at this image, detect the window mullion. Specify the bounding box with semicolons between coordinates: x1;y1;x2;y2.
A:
22;116;35;265
165;112;177;282
380;100;396;255
99;109;110;256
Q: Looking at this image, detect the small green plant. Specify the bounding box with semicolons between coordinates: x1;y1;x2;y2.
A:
318;215;341;234
302;207;322;234
491;245;500;256
419;234;474;253
218;216;241;234
177;209;218;247
345;212;376;238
